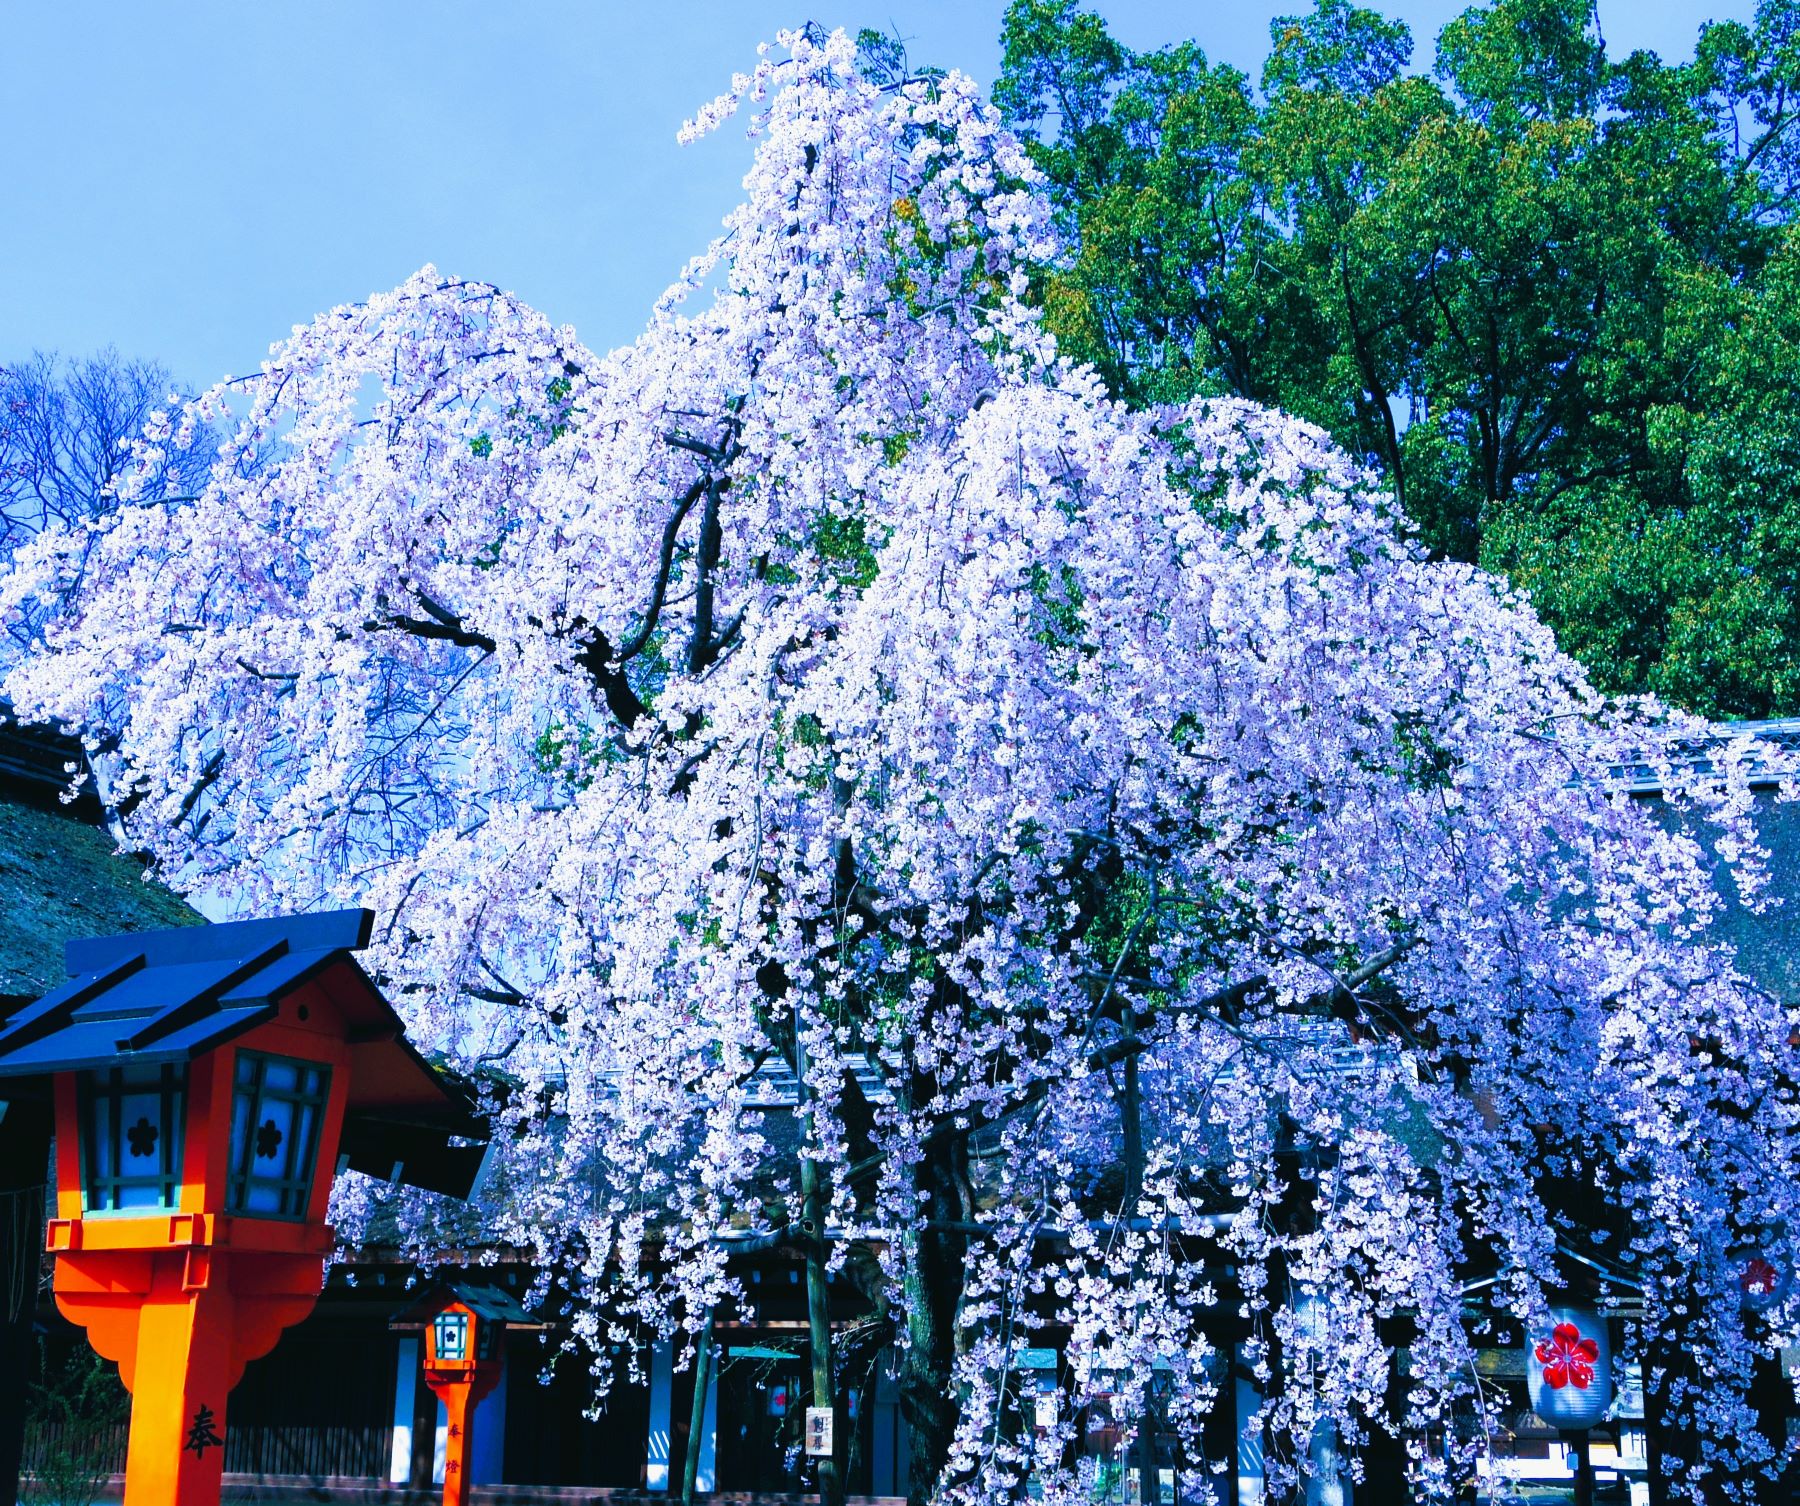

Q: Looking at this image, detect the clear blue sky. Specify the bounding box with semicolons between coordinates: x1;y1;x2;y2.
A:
0;1;1753;394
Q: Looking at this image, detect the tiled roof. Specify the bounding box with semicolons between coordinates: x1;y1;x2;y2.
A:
1631;720;1800;1005
1610;717;1800;794
0;909;375;1076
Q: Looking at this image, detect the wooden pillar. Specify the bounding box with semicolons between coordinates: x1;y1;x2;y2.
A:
118;1278;236;1506
1561;1431;1594;1506
796;1032;844;1506
1197;1336;1239;1506
439;1385;474;1506
1643;1337;1696;1506
420;1365;502;1506
1356;1347;1409;1503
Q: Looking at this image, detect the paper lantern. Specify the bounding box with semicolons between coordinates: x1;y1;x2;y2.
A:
1526;1307;1614;1430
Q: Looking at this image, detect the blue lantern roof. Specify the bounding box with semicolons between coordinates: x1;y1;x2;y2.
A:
0;908;386;1076
0;908;491;1199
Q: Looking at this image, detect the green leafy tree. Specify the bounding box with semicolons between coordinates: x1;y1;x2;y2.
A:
1500;221;1800;717
998;0;1800;716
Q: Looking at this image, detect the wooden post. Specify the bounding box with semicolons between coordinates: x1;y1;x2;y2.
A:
795;1031;844;1506
1561;1430;1594;1506
119;1281;236;1506
421;1362;503;1506
1121;1025;1158;1506
681;1311;715;1506
439;1383;474;1506
1644;1328;1698;1506
1357;1352;1411;1503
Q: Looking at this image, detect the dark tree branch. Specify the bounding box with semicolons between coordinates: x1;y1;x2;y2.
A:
664;433;731;463
370;609;497;655
614;478;708;663
573;623;648;730
175;749;225;827
689;480;725;673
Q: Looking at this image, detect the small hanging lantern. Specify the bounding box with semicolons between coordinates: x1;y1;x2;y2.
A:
1526;1306;1614;1430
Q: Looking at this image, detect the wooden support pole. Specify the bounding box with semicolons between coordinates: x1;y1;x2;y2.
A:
681;1311;715;1506
119;1281;235;1506
439;1384;474;1506
796;1032;844;1506
1121;1024;1158;1506
1561;1430;1594;1506
0;1097;50;1506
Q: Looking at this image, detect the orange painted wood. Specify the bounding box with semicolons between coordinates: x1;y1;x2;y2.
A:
46;985;357;1506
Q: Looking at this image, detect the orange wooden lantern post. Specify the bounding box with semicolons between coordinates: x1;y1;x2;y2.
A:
392;1284;540;1506
0;910;487;1506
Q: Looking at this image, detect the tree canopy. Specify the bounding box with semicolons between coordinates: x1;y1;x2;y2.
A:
997;0;1800;718
3;25;1799;1506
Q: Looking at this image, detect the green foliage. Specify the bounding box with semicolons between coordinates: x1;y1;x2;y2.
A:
814;510;881;589
1497;221;1800;717
997;0;1800;717
22;1346;128;1506
534;717;612;788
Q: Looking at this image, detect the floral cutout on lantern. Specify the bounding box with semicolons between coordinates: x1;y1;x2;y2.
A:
125;1116;158;1159
254;1119;284;1160
1742;1256;1781;1298
1535;1322;1600;1390
1731;1239;1793;1313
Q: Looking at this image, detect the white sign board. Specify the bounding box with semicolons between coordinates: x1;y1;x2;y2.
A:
805;1406;834;1457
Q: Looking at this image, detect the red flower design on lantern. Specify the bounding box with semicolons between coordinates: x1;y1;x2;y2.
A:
1534;1322;1599;1390
1742;1256;1781;1297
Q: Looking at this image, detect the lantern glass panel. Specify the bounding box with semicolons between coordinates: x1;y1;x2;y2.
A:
435;1311;469;1362
226;1050;331;1219
80;1062;185;1212
476;1319;501;1360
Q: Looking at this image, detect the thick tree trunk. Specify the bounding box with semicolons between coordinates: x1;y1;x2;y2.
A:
0;1096;51;1506
900;1140;968;1506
